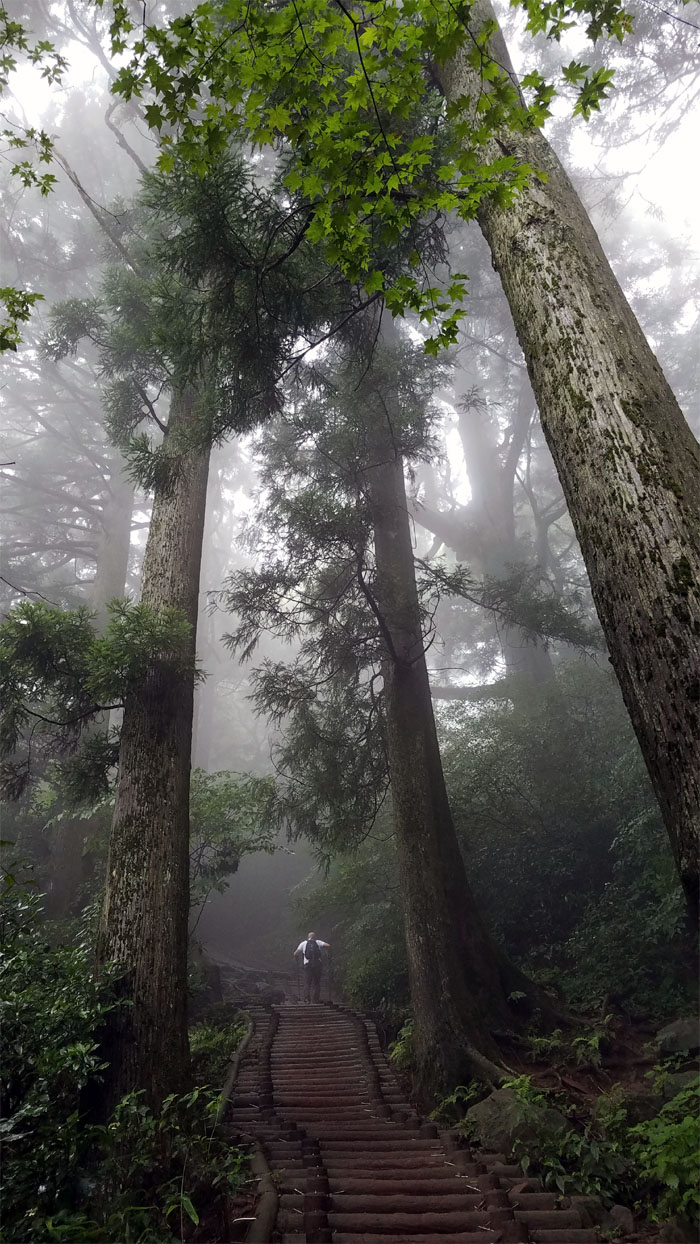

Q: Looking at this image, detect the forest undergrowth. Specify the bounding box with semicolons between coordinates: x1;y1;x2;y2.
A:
298;660;699;1236
0;866;252;1244
383;1005;700;1236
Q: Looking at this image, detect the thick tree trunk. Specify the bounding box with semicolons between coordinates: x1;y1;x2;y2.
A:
437;10;700;916
365;428;526;1094
96;390;210;1107
46;457;135;922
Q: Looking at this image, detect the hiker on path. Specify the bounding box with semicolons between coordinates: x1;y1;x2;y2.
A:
294;932;330;1003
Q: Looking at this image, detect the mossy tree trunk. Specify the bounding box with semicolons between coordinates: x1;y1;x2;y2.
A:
96;389;210;1108
364;410;529;1094
438;7;700;917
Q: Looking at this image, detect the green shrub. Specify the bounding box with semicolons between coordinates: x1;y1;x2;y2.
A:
0;873;117;1239
0;867;247;1242
189;1018;248;1085
489;1072;699;1220
388;1019;415;1071
561;811;689;1016
630;1081;700;1226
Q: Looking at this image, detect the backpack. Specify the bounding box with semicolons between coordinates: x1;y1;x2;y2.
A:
305;938;322;966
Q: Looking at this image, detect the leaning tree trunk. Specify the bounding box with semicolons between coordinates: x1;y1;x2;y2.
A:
437;6;700;917
96;389;210;1108
364;416;533;1094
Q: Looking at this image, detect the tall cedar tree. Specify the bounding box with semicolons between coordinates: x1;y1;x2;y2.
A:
81;155;368;1106
96;387;208;1103
365;321;549;1089
436;0;700;918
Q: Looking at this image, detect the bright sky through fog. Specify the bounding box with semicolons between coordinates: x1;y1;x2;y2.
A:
11;7;700;235
8;2;699;435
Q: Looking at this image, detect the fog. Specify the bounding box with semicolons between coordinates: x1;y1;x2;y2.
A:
1;0;698;998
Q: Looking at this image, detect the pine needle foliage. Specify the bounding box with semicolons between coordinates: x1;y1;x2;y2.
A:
219;324;602;853
43;149;360;489
0;599;198;800
217;330;448;851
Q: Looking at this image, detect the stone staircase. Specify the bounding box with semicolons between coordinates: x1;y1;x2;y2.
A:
227;1002;600;1243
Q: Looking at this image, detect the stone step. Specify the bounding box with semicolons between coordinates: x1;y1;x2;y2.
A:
331;1235;500;1244
507;1192;559;1210
327;1178;481;1195
514;1209;583;1229
329;1193;487;1213
290;1127;428;1141
322;1153;449;1169
274;1094;372;1106
324;1166;479;1182
317;1138;443;1151
326;1211;492;1232
530;1233;598;1243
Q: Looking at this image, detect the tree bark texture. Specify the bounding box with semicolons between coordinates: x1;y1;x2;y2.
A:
438;10;700;916
96;390;210;1107
365;429;520;1093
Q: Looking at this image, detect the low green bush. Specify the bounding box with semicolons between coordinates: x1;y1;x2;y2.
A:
189;1017;249;1086
0;868;247;1242
630;1081;700;1226
388;1019;415;1071
441;1069;699;1228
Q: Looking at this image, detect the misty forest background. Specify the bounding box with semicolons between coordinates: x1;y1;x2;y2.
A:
0;0;699;1239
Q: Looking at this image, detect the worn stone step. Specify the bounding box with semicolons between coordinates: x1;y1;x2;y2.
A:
263;1145;308;1160
514;1209;582;1228
274;1028;359;1036
331;1235;500;1244
272;1072;369;1082
324;1166;478;1183
287;1120;408;1133
500;1174;545;1191
279;1194;304;1211
271;1058;364;1069
507;1192;559;1210
295;1127;428;1141
318;1138;442;1151
275;1094;370;1105
322;1153;449;1169
273;1058;366;1067
277;1041;357;1047
326;1177;481;1195
279;1116;386;1129
329;1194;487;1213
326;1211;492;1232
529;1233;597;1243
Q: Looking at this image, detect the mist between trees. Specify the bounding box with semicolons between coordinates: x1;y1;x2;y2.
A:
0;0;699;1238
